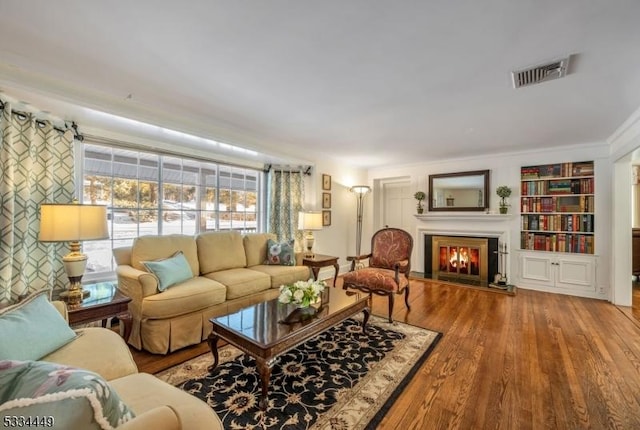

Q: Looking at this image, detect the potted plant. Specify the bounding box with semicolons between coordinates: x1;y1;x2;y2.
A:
496;186;512;214
414;191;426;214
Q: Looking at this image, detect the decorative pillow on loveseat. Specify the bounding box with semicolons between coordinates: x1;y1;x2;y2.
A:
0;289;76;361
265;238;296;266
0;360;135;430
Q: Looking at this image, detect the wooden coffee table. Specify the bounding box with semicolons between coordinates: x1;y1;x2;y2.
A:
207;287;370;410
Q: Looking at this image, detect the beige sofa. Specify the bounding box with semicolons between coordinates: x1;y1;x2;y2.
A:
114;231;310;354
43;301;222;430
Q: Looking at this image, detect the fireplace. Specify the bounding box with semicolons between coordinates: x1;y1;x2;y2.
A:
424;234;499;286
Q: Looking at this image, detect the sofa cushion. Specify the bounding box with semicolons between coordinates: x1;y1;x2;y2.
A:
0;290;76;361
265;238;296;266
43;327;138;381
249;264;312;289
131;234;199;276
110;372;223;430
243;233;277;267
197;231;247;273
204;268;271;300
0;360;135;430
142;277;226;319
142;251;193;292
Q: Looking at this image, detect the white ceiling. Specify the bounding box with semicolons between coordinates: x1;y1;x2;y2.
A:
1;1;639;169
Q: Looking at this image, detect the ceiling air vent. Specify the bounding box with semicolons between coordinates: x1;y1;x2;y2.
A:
512;56;571;89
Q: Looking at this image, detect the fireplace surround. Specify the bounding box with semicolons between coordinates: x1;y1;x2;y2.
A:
424;234;499;286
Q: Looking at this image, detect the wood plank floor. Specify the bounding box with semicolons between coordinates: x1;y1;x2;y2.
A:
132;278;640;429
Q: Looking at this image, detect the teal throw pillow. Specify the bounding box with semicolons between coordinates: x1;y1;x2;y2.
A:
265;239;296;266
0;290;76;361
0;360;135;430
142;251;193;292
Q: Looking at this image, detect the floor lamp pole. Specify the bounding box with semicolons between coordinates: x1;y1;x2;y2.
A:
350;185;371;259
356;193;364;257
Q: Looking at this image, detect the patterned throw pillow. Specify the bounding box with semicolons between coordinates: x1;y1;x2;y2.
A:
0;360;135;430
265;239;296;266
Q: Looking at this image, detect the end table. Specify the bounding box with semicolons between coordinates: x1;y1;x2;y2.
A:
53;282;132;342
303;254;339;286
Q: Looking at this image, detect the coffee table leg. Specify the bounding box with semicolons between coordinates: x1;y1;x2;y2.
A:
362;307;370;334
207;332;220;371
256;358;272;410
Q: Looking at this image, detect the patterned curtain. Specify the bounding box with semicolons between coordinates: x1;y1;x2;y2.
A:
0;100;76;305
268;170;305;251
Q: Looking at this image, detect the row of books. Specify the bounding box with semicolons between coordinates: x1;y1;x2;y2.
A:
521;214;594;233
521;195;594;213
520;233;595;254
521;178;594;196
521;161;594;179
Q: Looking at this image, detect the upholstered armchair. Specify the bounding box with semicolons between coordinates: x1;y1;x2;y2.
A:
342;227;413;322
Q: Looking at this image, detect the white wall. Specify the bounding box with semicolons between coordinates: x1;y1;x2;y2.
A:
302;158;368;277
367;142;612;298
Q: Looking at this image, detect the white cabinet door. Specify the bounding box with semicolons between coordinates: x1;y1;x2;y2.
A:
520;254;554;286
556;257;596;292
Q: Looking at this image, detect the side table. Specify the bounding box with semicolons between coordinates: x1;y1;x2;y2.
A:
303;254;339;286
53;282;132;342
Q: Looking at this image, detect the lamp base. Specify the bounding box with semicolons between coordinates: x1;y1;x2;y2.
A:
59;288;90;308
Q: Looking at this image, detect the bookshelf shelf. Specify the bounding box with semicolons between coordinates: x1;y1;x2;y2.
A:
520;161;594;254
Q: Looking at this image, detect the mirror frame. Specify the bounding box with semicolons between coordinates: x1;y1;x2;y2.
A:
428;169;490;212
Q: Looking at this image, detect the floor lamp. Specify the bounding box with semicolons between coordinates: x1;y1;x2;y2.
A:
39;203;109;307
350;185;371;261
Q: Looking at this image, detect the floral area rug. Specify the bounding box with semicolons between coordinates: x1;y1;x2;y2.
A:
155;315;441;430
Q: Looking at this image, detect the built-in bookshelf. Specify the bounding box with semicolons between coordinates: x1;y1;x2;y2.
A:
520;161;594;254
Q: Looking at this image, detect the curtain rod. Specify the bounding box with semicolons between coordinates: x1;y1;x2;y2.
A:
0;98;83;141
265;164;312;175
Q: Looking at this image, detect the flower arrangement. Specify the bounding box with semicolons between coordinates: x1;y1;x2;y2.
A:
496;185;512;213
414;191;426;214
278;279;326;308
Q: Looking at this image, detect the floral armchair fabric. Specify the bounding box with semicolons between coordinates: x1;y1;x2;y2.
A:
343;228;413;322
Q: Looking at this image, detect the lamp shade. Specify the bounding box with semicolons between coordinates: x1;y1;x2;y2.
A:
298;211;323;231
39;204;109;242
350;185;371;194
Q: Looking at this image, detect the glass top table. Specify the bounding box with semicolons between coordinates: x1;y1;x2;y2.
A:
207;287;370;410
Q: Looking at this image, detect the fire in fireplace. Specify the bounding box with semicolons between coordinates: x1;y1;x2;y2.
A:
439;246;480;276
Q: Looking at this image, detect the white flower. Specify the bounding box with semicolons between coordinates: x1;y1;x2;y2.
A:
293;289;305;302
278;288;292;303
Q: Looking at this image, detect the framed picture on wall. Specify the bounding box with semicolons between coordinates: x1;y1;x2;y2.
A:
322;210;331;226
322;192;331;208
322;174;331;190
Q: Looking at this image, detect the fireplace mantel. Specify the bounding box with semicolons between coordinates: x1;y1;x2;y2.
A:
413;212;515;273
415;213;515;222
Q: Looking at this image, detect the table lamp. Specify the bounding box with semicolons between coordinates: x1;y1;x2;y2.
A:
39;203;109;307
298;211;323;258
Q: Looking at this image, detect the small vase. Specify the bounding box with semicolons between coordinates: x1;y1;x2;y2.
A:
417;206;424;214
499;207;508;214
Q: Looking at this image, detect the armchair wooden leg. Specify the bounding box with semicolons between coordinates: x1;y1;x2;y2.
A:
404;285;411;310
387;293;395;323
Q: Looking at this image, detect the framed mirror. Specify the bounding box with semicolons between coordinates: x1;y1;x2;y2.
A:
428;170;490;212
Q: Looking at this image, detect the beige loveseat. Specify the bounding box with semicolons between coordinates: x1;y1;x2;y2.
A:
114;231;310;354
41;301;222;430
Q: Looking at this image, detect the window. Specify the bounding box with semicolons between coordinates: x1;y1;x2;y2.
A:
81;143;261;280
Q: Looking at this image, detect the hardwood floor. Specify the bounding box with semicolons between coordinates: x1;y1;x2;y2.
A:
132;278;640;429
